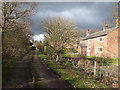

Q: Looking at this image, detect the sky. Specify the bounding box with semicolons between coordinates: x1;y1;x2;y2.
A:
31;2;117;41
32;34;44;41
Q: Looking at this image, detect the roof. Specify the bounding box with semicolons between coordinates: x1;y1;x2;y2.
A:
82;27;117;40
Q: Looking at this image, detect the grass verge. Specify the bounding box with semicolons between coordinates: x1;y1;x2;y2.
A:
3;56;21;80
3;51;31;84
39;52;110;88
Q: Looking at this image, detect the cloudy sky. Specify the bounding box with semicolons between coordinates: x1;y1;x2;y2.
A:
31;2;117;41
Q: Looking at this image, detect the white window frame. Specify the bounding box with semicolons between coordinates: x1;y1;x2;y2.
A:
97;46;103;53
80;41;82;44
88;39;91;44
87;46;91;52
98;37;103;42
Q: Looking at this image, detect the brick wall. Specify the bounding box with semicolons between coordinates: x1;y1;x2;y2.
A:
80;28;119;58
92;36;107;57
81;35;107;57
118;27;120;58
107;28;119;58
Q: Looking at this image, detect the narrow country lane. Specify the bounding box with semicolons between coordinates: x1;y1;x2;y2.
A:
32;50;73;88
3;52;34;88
3;50;73;89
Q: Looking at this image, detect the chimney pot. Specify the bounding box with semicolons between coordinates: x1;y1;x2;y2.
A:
86;29;90;36
116;18;119;27
103;22;108;31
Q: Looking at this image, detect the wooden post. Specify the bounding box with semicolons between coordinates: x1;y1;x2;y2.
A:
56;55;59;62
93;61;97;79
78;46;81;54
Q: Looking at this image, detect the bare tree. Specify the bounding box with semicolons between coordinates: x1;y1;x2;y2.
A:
1;2;37;60
1;2;37;32
42;16;77;61
108;2;120;27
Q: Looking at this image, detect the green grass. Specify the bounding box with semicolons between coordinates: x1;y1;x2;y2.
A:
86;56;95;59
2;55;22;85
3;56;21;77
39;52;48;59
62;53;71;58
86;56;118;64
44;60;109;88
62;53;80;58
111;58;118;64
3;51;30;81
86;56;118;66
40;52;109;88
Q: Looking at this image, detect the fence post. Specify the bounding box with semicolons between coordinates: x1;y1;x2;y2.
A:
93;61;97;79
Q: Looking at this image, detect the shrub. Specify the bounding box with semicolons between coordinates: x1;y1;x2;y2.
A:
66;60;73;66
77;55;86;59
91;57;113;66
62;54;71;59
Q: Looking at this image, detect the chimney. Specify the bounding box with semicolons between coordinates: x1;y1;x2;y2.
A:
103;22;108;31
116;18;119;28
86;29;90;36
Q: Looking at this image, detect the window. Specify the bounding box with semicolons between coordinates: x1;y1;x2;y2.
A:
88;39;91;44
80;41;82;44
97;47;103;53
87;47;91;52
98;48;102;51
88;48;91;50
98;37;102;42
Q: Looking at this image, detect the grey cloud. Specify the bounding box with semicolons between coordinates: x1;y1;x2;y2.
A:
31;2;117;34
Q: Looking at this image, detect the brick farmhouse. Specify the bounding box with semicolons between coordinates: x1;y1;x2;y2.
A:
78;20;120;58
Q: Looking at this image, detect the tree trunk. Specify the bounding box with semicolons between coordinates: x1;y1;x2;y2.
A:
56;54;59;62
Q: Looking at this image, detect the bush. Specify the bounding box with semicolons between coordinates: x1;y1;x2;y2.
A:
44;46;55;58
91;57;113;66
62;54;71;59
39;52;47;59
31;46;36;50
63;48;77;55
77;55;86;59
66;60;73;66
